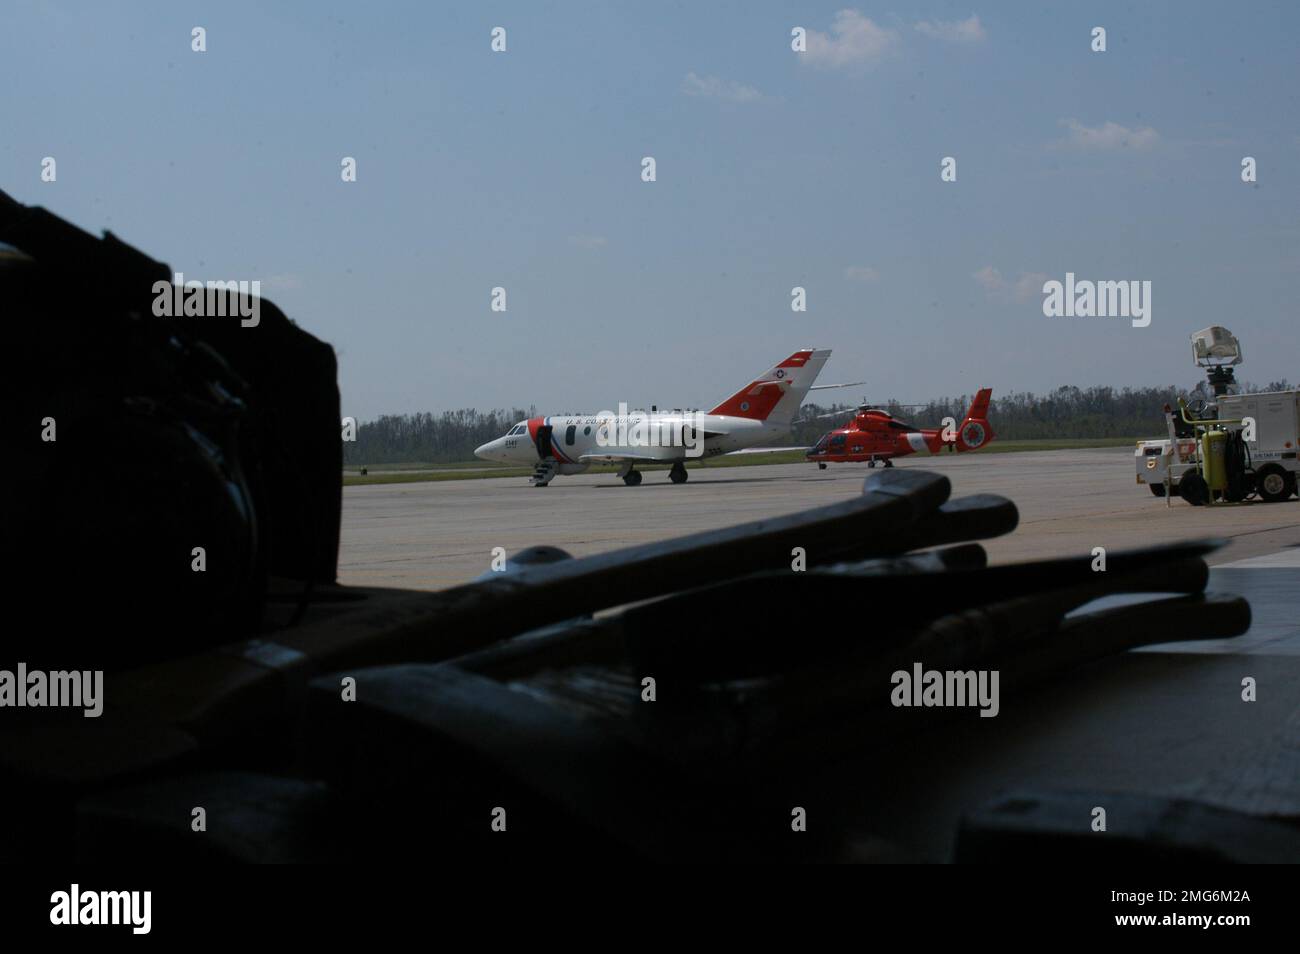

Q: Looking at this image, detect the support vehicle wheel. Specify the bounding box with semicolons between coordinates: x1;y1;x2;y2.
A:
1150;483;1166;497
1180;471;1208;506
1256;465;1291;503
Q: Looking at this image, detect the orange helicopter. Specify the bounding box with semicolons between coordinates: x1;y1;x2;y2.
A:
806;389;995;468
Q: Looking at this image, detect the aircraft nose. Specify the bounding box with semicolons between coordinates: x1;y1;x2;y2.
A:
474;441;495;461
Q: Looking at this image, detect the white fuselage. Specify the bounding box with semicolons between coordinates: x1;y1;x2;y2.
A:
475;412;783;470
472;347;832;482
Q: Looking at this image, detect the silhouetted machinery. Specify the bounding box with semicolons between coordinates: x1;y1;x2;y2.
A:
0;197;1283;863
1;189;341;668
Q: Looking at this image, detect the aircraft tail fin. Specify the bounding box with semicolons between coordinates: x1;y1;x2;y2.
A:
708;349;831;426
955;388;995;451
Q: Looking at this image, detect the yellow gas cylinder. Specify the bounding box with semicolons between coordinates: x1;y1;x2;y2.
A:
1202;428;1229;492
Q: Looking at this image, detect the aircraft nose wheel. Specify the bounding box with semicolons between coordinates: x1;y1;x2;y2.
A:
623;469;643;486
669;462;689;484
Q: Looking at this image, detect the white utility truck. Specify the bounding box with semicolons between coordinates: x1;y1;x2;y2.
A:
1137;390;1300;502
1136;327;1299;504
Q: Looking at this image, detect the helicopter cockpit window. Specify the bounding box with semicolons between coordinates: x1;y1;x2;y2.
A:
830;434;847;447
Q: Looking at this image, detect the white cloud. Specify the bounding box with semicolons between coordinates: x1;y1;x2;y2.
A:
973;266;1046;304
914;15;986;43
972;265;1003;291
803;10;899;70
1057;118;1159;151
681;72;766;103
568;234;607;250
844;265;880;282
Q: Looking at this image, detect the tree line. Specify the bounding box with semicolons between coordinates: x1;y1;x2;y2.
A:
344;380;1292;465
344;407;534;465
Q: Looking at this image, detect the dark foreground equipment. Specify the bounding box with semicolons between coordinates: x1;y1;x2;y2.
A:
0;196;1273;862
1;189;341;668
0;460;1258;862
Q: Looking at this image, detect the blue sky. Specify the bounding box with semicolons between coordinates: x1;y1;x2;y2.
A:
3;1;1298;420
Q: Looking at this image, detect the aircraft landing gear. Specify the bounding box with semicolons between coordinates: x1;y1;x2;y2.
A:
883;459;894;468
817;463;827;470
669;462;689;484
622;468;643;486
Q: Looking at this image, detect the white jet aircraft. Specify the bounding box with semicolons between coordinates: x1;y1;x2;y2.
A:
474;348;845;486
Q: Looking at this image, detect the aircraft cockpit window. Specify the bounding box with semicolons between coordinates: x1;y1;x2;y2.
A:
507;424;526;436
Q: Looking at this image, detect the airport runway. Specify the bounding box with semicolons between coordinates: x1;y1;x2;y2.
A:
338;447;1300;591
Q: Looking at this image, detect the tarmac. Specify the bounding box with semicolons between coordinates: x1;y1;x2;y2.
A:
339;447;1300;591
